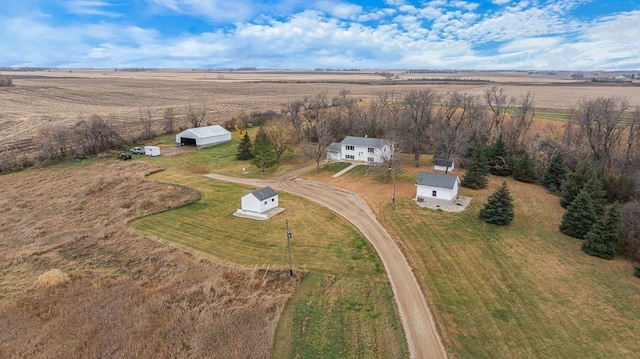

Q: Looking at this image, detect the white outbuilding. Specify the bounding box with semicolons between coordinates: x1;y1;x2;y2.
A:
144;145;161;157
415;171;460;204
433;158;454;172
241;186;279;214
176;125;231;149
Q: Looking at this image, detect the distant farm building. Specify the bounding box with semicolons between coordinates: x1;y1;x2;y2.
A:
433;158;455;172
326;136;394;164
176;125;231;149
415;171;460;205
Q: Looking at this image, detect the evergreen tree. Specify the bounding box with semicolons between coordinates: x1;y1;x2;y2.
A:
582;202;621;259
479;181;514;225
512;153;537;183
236;132;254;160
559;189;597;239
543;152;566;193
461;141;489;189
252;127;277;174
489;132;512;176
561;162;599;208
582;177;607;215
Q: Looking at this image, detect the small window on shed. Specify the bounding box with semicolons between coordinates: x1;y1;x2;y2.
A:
264;201;267;205
271;198;275;202
432;190;437;197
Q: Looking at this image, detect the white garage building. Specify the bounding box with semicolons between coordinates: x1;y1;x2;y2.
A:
176;125;231;149
415;171;460;204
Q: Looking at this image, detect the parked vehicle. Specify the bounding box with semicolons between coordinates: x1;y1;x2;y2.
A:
144;146;161;157
130;147;144;154
118;153;132;160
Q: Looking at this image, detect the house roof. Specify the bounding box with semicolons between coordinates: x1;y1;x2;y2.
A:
250;186;277;201
179;125;230;139
416;171;459;189
327;142;341;152
434;158;454;167
340;136;391;148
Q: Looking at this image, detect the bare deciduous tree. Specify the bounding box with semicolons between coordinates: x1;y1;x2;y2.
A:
186;97;209;128
301;123;333;173
571;96;630;175
503;91;536;154
138;103;155;140
433;92;479;169
264;120;297;161
402;89;440;167
485;86;513;141
163;107;176;134
37;124;72;163
74;114;123;157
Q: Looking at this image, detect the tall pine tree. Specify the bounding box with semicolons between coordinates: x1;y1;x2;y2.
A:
561;162;601;208
582;202;621;259
479;181;514;225
543;152;566;193
512;153;537;183
489;132;512;176
461;141;489;189
559;189;597;239
252;127;277;174
236;132;254;160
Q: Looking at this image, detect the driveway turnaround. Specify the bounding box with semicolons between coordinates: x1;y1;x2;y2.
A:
205;172;447;359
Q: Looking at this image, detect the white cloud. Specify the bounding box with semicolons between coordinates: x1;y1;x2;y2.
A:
65;0;121;17
0;1;639;70
492;0;511;5
314;1;363;19
149;0;254;22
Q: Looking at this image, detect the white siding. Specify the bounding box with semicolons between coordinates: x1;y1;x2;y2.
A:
341;144;391;164
241;193;278;213
416;181;459;202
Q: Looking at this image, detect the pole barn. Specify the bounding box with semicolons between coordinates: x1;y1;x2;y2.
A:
176;125;232;149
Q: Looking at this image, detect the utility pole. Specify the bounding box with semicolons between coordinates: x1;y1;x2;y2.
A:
389;167;396;210
286;220;293;277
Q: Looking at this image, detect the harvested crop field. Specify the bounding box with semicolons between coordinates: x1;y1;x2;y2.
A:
0;160;298;358
1;70;640;162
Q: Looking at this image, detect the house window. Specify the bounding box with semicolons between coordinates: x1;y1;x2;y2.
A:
368;147;374;153
271;198;275;202
432;190;437;197
367;157;374;162
346;145;355;151
264;201;268;205
345;154;355;160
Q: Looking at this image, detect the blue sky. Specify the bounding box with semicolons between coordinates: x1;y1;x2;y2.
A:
1;0;638;70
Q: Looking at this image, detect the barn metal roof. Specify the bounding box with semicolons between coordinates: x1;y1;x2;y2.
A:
179;125;230;139
251;186;278;201
416;171;459;189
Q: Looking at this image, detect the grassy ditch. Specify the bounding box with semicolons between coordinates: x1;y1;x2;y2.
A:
272;272;408;359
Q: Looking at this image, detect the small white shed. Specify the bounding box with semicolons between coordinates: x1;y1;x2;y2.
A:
415;171;460;204
434;158;454;172
241;186;279;214
144;146;161;157
176;125;231;149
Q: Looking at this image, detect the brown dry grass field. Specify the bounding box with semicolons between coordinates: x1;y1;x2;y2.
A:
0;160;298;358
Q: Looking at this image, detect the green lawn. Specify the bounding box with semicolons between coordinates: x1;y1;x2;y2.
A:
129;136;407;357
272;272;408;359
380;179;640;358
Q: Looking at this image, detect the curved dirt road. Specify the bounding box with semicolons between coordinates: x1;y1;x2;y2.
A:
205;172;447;359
